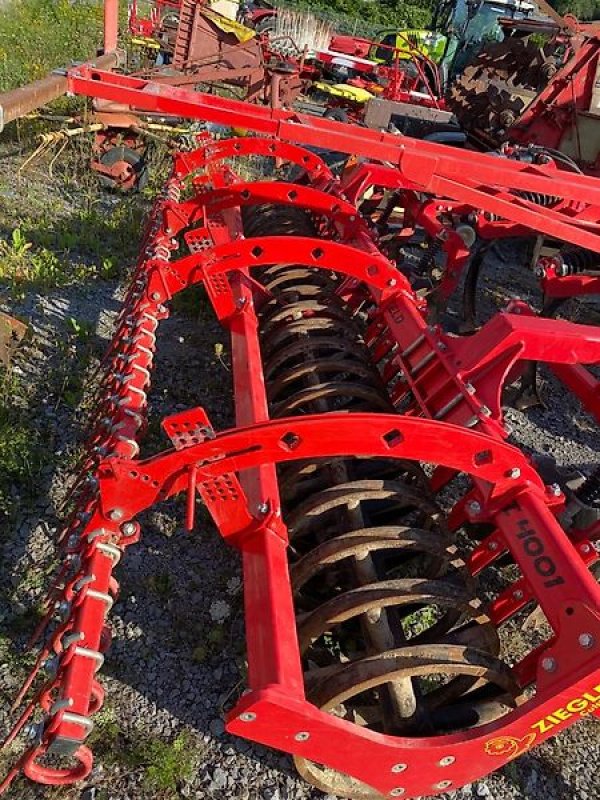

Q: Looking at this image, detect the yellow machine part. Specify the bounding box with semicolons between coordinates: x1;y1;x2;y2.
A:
313;81;375;104
131;36;161;50
203;8;256;43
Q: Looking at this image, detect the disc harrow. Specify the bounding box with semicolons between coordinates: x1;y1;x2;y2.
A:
1;126;600;799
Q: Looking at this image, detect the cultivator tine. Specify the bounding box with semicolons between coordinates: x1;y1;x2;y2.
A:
2;120;600;799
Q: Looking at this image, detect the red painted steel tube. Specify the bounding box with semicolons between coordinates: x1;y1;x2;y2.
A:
103;0;119;54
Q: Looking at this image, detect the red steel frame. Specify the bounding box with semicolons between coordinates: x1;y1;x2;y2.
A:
508;34;600;176
1;132;599;799
1;66;600;799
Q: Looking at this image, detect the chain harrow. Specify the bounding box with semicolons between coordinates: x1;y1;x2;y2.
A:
1;135;600;799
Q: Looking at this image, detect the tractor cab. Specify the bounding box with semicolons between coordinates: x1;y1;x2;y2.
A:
439;0;537;74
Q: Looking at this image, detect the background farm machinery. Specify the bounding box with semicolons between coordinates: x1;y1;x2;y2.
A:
0;2;600;800
448;15;600;175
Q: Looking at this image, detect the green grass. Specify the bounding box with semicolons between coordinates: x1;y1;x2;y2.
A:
89;718;200;797
0;192;146;294
0;367;46;517
0;0;104;92
143;732;200;794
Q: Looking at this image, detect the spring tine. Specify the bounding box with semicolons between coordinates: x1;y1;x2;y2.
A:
11;645;51;711
25;606;56;651
0;761;22;795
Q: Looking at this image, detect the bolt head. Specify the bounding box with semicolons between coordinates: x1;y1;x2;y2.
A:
488;540;499;551
239;712;256;722
121;521;136;536
542;656;556;672
507;468;521;479
150;292;161;301
391;763;407;773
108;508;124;522
257;502;269;515
579;633;594;648
434;780;452;790
390;789;405;797
549;483;562;497
23;723;41;740
294;731;310;741
468;501;481;516
439;756;455;767
513;589;524;601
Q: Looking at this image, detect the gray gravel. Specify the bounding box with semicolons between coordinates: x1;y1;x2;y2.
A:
0;173;598;800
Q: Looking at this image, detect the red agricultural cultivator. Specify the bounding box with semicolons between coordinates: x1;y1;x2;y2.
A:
1;15;600;800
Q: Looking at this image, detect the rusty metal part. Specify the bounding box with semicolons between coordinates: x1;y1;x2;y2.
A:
0;313;27;367
0;53;119;133
448;38;561;146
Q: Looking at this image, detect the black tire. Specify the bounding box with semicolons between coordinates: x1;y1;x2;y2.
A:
324;107;349;124
97;145;149;193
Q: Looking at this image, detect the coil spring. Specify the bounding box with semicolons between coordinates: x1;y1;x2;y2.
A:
555;246;600;276
243;202;518;797
516;191;560;207
484;191;560;222
415;236;443;277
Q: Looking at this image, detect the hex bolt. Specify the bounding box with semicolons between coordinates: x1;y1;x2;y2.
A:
439;756;455;767
257;502;269;515
388;278;397;287
507;468;521;479
579;633;594;648
513;589;524;601
390;789;405;797
55;600;70;619
465;382;476;395
542;657;557;672
549;483;562;497
294;732;310;742
468;501;481;516
121;522;137;537
43;655;59;676
23;722;41;740
239;712;256;722
488;541;499;551
391;763;407;773
108;508;124;522
150;292;161;301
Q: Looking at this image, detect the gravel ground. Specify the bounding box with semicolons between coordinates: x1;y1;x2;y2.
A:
0;157;598;800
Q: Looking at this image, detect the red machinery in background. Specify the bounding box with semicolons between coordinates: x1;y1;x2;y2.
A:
449;19;600;175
